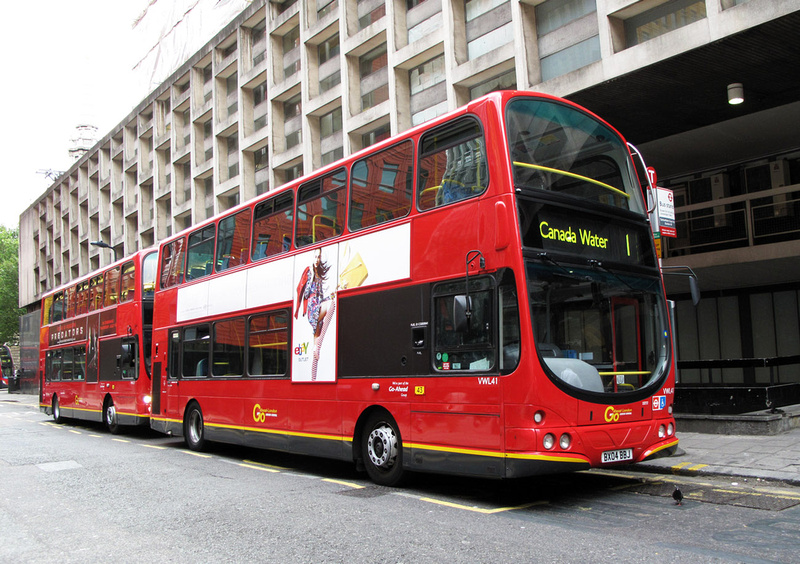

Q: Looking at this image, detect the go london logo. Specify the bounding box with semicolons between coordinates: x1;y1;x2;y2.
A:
253;404;278;423
604;406;633;423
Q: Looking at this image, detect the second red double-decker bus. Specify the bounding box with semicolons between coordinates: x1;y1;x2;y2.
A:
40;249;159;433
149;90;678;485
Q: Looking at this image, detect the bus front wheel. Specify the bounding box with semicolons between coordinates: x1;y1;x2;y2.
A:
184;404;206;451
361;412;405;486
52;396;63;424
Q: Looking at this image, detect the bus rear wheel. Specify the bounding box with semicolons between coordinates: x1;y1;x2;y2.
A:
104;398;120;434
52;396;63;424
361;412;405;486
184;404;206;451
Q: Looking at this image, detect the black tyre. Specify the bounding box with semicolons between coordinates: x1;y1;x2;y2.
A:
104;398;120;434
184;403;206;451
361;412;405;486
52;396;63;424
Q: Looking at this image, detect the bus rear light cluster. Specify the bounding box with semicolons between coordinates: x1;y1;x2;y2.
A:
533;410;545;424
542;432;572;451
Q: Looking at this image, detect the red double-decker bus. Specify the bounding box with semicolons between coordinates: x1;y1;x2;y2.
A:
40;249;158;433
150;91;678;485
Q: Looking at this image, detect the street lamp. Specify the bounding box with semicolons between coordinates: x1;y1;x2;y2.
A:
91;240;118;262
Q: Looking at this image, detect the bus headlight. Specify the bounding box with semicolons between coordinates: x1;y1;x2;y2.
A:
543;433;555;450
534;411;545;424
143;395;152;404
667;423;674;436
559;433;571;450
658;425;666;438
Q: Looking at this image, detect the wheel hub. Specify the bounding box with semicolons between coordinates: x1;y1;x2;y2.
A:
367;425;397;469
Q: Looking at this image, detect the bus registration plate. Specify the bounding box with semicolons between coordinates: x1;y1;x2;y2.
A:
601;448;633;464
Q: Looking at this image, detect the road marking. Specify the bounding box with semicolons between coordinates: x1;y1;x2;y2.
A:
239;462;280;473
242;459;288;471
687;464;708;471
112;438;130;443
141;444;167;450
69;430;82;435
417;497;546;514
323;478;365;489
180;450;212;458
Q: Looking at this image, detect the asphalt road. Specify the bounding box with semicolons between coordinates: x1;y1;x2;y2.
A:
2;399;799;563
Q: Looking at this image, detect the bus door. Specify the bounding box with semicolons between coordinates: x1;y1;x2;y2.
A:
610;297;642;392
161;329;182;418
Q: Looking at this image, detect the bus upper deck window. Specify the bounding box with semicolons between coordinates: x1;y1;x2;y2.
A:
418;118;488;211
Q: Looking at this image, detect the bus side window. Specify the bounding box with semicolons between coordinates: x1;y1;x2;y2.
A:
499;272;521;373
252;191;293;261
182;325;210;378
418;118;488;211
119;262;136;303
74;346;86;380
216;209;252;272
432;278;495;372
349;140;413;231
104;266;121;307
212;318;245;377
248;311;289;377
168;330;181;380
185;225;216;282
295;169;346;248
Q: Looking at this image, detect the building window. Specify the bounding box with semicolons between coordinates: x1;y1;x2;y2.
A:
226;73;238;116
284;94;302;150
251;19;266;66
357;0;386;30
410;54;447;126
283;26;301;80
318;0;339;19
319;34;340;64
362;123;391;149
227;134;239;179
536;0;600;81
253;82;267;131
318;34;341;94
285;162;304;182
469;69;516;100
465;0;512;60
321;148;344;166
360;44;389;111
320;107;343;139
624;0;707;47
408;0;442;44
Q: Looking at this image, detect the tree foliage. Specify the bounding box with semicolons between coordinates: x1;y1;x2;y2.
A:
0;227;24;343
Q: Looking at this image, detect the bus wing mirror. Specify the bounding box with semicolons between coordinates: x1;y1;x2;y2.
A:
689;275;701;306
453;295;471;333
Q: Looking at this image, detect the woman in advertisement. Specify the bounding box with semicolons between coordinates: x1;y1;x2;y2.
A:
294;248;336;381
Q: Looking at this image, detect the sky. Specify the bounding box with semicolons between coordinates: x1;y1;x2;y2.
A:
0;1;146;228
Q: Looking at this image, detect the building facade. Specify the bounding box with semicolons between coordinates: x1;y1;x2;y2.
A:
19;0;800;404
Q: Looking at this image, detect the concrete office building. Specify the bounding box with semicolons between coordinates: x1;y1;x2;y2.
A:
18;0;800;410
